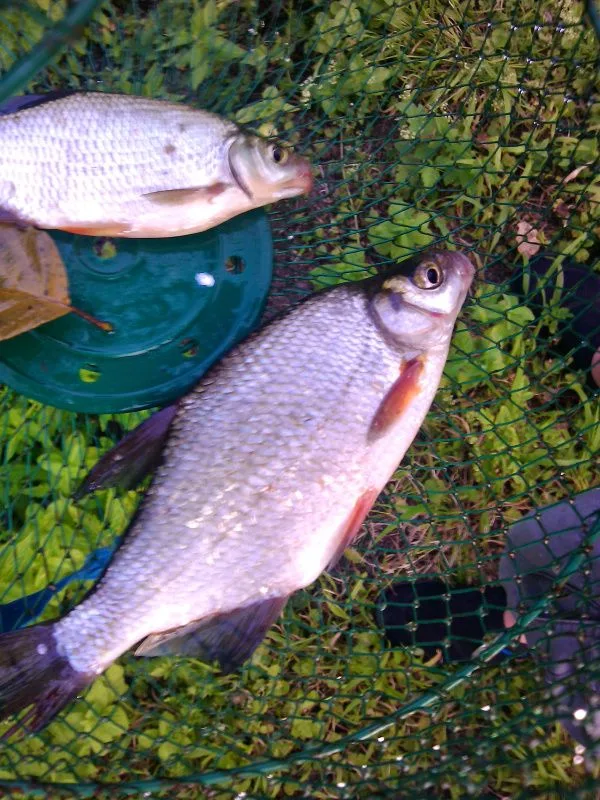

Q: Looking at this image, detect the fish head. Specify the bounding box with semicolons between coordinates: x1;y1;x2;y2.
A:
227;136;313;201
369;251;475;350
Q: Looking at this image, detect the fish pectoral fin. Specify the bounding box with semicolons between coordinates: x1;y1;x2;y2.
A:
367;357;424;442
143;183;230;206
134;595;288;673
73;404;179;500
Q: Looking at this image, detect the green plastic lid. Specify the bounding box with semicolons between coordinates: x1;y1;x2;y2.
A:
0;209;272;414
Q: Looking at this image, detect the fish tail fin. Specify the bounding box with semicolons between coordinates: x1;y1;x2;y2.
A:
0;623;92;737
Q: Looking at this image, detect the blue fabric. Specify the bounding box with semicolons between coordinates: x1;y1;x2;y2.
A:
0;540;121;632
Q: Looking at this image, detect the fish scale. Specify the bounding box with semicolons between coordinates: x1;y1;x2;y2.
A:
0;250;473;732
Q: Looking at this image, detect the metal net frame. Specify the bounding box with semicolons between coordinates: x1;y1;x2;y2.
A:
0;0;598;796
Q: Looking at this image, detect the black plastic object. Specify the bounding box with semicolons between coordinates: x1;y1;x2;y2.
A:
0;209;273;413
499;488;600;752
376;578;507;663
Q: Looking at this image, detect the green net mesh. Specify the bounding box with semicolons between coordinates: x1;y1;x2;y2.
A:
0;0;599;796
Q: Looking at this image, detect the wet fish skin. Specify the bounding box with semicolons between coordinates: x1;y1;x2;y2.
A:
0;92;313;238
0;250;474;734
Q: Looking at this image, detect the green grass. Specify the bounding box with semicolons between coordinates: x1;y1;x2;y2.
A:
0;0;599;797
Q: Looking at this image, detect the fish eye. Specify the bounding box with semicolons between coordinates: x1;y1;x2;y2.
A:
270;145;288;165
413;262;444;290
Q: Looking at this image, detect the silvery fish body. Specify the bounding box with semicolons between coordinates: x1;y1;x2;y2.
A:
0;92;312;238
0;250;474;733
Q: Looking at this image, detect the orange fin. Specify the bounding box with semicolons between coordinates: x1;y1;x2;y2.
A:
60;223;129;237
144;183;229;205
368;357;424;442
328;487;380;569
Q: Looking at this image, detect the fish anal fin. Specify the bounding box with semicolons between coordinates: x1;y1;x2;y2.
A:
134;595;288;673
327;487;380;570
368;357;424;442
74;404;179;500
144;183;230;206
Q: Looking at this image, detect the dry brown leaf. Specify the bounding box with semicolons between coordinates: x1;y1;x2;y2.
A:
554;200;571;219
563;162;592;184
0;225;71;341
0;224;112;341
516;220;541;259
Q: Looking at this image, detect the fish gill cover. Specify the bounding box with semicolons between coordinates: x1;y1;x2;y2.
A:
0;0;598;798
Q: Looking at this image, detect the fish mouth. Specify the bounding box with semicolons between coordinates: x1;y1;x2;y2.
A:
293;161;314;195
450;253;476;291
274;162;314;199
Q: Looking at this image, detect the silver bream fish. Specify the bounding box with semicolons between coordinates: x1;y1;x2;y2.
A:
0;92;313;238
0;250;474;732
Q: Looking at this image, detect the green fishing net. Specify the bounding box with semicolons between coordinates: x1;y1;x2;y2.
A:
0;0;599;796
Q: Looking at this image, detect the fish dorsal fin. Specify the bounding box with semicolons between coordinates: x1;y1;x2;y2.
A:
134;595;288;673
143;183;230;205
0;91;77;117
74;404;179;500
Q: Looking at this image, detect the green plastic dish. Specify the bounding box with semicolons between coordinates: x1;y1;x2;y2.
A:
0;209;272;414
